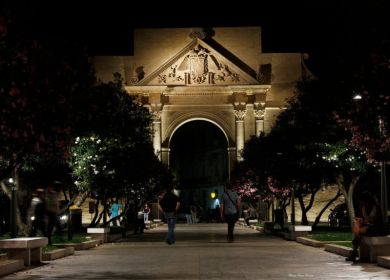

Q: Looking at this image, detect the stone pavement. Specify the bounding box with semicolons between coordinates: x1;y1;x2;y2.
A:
2;223;390;279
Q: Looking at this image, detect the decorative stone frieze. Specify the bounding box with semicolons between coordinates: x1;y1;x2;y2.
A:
148;42;245;86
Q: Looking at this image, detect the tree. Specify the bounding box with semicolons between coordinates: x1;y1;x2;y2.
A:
0;15;94;234
318;141;376;226
334;39;390;164
70;78;170;227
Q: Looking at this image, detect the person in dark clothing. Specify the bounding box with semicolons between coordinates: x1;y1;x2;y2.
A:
134;205;145;234
346;193;384;262
245;205;258;226
29;189;46;237
0;189;10;234
159;185;180;245
220;181;240;243
45;182;62;245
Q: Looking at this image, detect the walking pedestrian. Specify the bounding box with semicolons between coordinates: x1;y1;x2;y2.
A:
143;203;151;222
220;181;240;243
46;182;62;245
134;205;145;234
110;198;122;226
29;188;46;237
159;184;180;245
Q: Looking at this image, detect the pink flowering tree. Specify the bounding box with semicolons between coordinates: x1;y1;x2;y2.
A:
232;170;258;200
333;39;390;164
0;15;94;233
0;16;93;179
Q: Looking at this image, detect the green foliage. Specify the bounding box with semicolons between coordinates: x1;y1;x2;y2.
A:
308;231;352;242
318;142;368;173
0;15;94;184
69;79;169;201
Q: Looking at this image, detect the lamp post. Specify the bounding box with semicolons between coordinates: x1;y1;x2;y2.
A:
378;117;388;226
290;189;296;226
9;178;17;238
353;94;388;227
157;196;160;220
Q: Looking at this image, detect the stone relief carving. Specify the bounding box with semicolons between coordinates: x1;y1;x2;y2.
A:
154;44;241;85
189;30;206;40
128;76;139;85
257;64;271;84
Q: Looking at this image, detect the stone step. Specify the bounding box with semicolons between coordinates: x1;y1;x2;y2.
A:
324;244;353;257
296;237;324;247
42;247;75;261
377;256;390;269
0;252;8;261
0;259;24;277
53;239;100;250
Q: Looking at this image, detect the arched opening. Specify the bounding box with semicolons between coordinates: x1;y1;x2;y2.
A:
170;120;228;222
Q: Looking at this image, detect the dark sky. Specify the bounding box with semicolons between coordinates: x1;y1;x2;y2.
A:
1;1;388;57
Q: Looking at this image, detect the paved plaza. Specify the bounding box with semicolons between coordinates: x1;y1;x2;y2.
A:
2;223;390;279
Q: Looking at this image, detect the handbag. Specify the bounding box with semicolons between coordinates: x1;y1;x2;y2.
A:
225;191;239;211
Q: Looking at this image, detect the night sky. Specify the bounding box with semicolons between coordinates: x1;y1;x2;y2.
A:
2;1;388;57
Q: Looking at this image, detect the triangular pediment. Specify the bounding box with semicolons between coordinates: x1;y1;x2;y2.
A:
136;39;260;86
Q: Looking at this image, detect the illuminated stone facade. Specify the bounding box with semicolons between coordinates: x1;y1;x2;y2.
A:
94;27;306;172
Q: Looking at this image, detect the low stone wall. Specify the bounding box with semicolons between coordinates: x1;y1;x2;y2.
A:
54;239;100;250
42;247;74;261
360;236;390;262
0;259;24;277
296;237;324;247
324;244;353;257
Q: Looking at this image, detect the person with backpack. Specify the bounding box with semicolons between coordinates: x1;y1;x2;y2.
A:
158;184;180;245
220;181;240;243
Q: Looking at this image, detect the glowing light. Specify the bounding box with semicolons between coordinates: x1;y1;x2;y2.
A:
210;192;216;199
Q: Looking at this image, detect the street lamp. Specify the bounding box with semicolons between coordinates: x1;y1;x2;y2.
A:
353;94;388;227
8;178;17;238
290;189;296;226
378;117;388;227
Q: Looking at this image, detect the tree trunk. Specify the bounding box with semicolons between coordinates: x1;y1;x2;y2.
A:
337;174;359;228
312;189;341;228
89;198;100;227
298;195;309;225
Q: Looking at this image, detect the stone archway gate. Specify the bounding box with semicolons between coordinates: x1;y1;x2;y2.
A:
94;27;306;172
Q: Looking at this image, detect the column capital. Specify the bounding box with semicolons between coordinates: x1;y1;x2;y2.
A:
151;110;162;121
254;109;265;120
149;103;163;121
234;110;247;120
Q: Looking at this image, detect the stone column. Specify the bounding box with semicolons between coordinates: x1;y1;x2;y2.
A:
151;104;162;160
161;147;170;167
253;102;265;136
234;109;246;161
227;147;237;175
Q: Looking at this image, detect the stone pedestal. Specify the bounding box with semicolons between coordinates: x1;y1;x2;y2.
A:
286;225;312;241
360;236;390;262
87;228;110;243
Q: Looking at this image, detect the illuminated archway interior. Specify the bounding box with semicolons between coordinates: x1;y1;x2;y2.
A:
170;120;228;214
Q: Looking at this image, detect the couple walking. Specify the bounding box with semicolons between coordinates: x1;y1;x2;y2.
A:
159;181;240;244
